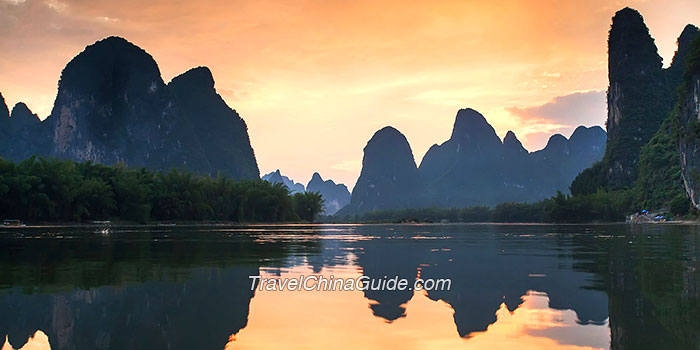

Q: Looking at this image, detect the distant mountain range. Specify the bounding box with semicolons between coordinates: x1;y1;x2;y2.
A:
262;170;306;194
262;170;350;215
339;111;606;215
306;172;351;215
0;36;259;180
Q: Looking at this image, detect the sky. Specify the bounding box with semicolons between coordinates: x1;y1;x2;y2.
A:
0;0;699;188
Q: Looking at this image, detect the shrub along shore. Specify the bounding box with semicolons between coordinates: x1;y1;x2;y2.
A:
0;157;323;223
1;157;694;225
333;189;695;224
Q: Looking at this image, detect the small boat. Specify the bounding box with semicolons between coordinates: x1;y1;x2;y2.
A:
3;219;23;226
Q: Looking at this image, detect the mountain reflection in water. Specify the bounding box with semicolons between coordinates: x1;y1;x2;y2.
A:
0;224;698;349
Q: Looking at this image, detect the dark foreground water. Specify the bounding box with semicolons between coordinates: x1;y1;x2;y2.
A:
0;224;699;350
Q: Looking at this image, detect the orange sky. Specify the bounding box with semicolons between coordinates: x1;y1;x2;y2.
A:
0;0;698;187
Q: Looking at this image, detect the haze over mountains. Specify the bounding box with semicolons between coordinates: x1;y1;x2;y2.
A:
262;169;351;215
262;170;306;194
306;172;352;215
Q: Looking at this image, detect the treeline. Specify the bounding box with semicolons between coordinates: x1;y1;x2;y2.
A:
0;157;323;223
336;189;686;223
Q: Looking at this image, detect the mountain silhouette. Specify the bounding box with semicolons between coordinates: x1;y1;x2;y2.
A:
339;126;424;214
262;169;306;194
342;110;605;214
0;36;259;179
306;172;351;215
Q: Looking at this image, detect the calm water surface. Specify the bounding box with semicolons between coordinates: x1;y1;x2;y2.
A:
0;224;699;349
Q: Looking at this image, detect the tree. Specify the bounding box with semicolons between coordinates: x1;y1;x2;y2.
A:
292;192;324;222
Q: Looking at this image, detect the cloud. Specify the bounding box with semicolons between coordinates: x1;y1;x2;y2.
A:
45;0;67;12
507;90;606;129
330;160;362;172
504;90;606;151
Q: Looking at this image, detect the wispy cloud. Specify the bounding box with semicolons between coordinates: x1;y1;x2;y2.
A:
507;90;606;128
505;90;606;150
45;0;67;12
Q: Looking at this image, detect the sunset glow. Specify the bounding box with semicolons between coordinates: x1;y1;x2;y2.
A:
1;0;698;186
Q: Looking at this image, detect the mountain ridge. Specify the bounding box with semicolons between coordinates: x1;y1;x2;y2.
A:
341;112;606;215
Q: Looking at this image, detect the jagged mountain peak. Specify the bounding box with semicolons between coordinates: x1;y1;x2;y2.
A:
450;108;496;139
342;126;422;214
668;24;700;84
455;108;487;124
608;7;662;79
0;92;9;121
373;125;405;138
364;126;415;155
504;130;517;141
610;7;651;35
57;36;164;96
9;102;40;126
262;169;305;193
613;7;644;22
11;102;37;117
544;134;568;149
168;62;259;179
503;130;527;153
169;66;215;91
569;125;606;144
306;172;350;215
678;24;700;44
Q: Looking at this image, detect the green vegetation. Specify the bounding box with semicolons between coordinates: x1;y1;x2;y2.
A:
570;162;607;196
633;111;686;209
337;206;491;223
509;111;697;222
292;191;324;222
0;157;324;223
527;109;694;223
571;37;700;220
336;190;637;223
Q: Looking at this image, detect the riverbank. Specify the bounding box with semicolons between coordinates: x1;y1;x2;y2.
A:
6;219;700;229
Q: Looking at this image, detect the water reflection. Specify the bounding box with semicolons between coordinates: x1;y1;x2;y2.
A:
2;331;50;350
227;267;608;350
0;224;698;349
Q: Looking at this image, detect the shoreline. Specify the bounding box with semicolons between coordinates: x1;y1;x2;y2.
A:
3;220;699;229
